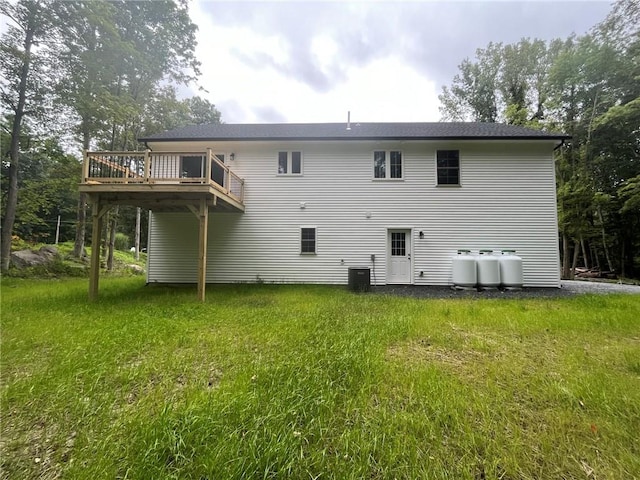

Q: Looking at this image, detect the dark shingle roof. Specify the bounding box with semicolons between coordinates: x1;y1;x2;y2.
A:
139;122;569;142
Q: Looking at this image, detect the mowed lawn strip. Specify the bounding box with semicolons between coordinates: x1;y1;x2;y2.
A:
1;277;639;479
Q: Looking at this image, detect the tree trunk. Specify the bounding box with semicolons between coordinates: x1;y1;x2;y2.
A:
591;243;601;271
571;240;580;278
134;207;141;261
580;237;589;269
620;240;625;278
72;193;87;258
102;211;109;260
1;18;36;272
107;206;118;271
73;132;91;258
561;234;571;279
597;205;614;272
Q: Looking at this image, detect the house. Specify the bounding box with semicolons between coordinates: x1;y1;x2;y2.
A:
80;122;569;300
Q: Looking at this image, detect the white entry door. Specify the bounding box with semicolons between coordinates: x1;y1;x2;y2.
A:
387;229;411;284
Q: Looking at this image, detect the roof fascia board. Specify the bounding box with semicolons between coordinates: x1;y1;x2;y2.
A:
140;135;570;143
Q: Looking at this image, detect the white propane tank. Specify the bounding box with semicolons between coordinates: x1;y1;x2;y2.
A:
499;249;523;289
477;250;500;289
452;249;477;289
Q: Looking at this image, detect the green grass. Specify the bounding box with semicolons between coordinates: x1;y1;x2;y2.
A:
1;278;639;479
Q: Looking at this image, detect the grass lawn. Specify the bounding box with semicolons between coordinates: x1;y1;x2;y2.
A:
1;278;639;479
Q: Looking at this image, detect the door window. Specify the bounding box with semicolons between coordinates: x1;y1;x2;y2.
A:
391;232;406;256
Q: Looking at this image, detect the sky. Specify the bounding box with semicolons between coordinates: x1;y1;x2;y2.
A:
190;0;612;124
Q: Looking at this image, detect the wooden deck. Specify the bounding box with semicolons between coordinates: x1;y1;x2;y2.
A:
79;149;245;302
79;149;245;212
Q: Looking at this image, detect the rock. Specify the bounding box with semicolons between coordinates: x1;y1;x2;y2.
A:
39;245;58;259
10;246;60;268
128;264;145;275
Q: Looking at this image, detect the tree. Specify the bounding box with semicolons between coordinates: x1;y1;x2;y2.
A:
439;39;562;126
439;42;502;122
51;0;202;260
1;136;80;243
0;0;52;270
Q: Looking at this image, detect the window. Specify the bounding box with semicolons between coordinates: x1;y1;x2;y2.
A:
278;151;302;175
181;155;204;178
437;150;460;185
373;150;402;179
211;153;225;187
301;227;316;254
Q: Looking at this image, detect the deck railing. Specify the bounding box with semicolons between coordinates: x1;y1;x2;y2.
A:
83;149;244;203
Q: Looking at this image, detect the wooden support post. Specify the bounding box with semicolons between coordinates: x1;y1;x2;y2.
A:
83;150;90;181
197;198;209;302
144;149;151;182
89;199;108;301
206;148;213;185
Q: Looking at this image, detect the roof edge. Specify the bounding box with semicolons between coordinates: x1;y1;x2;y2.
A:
140;135;571;143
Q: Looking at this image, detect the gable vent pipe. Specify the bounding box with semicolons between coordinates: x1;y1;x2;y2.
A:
346;111;351;131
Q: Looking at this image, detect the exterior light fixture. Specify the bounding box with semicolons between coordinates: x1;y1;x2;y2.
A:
419;231;424;239
230;153;235;161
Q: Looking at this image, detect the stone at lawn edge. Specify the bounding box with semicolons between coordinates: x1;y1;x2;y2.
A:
128;264;145;275
10;246;60;268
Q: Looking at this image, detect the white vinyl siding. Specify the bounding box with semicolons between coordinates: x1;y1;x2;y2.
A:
147;140;560;287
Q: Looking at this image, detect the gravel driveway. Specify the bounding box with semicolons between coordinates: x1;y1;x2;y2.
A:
372;279;640;299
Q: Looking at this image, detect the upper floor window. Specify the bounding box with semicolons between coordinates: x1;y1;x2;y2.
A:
211;153;225;187
278;151;302;175
180;154;226;186
181;155;204;178
373;151;403;179
436;150;460;185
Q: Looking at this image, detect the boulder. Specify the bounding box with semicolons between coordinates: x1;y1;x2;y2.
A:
39;245;59;259
127;264;145;275
10;246;59;268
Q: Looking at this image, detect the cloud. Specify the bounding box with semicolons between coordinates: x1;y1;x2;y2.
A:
251;105;288;123
199;1;389;94
190;0;611;123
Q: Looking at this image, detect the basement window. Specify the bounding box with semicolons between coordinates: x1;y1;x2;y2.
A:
301;227;316;254
436;150;460;185
278;151;303;175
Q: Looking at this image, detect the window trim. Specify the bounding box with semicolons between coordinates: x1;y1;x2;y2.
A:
277;151;304;176
435;149;461;186
372;149;404;180
300;226;317;255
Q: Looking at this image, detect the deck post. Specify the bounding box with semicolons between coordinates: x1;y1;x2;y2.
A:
82;150;90;182
89;199;106;301
205;148;212;185
197;198;209;302
144;149;151;182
